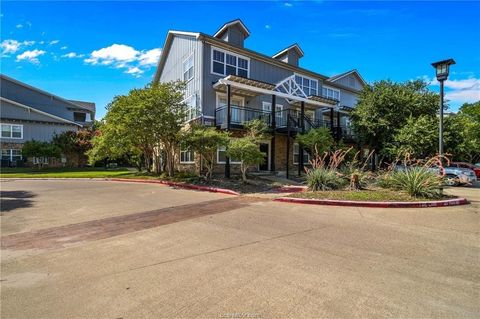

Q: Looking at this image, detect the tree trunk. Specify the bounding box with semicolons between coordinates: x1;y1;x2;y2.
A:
241;164;247;182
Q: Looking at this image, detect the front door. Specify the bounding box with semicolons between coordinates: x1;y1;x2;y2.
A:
259;143;269;171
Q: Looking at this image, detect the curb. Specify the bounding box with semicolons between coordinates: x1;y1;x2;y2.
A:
273;197;469;208
108;178;240;196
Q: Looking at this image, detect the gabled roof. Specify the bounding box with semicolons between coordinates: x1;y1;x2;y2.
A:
213;19;250;39
0;74;94;112
0;97;82;127
272;43;304;59
328;69;367;87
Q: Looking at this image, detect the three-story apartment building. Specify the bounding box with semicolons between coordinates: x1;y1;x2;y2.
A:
154;19;366;177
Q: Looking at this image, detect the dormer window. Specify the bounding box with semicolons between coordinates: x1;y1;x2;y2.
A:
211;47;249;78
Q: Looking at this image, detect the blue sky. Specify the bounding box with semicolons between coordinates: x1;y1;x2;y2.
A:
1;1;479;118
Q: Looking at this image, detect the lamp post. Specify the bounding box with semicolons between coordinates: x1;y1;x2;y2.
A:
431;58;455;160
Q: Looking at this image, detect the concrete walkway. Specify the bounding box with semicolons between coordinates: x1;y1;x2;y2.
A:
1;180;479;318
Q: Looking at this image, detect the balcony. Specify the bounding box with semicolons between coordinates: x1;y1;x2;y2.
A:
214;105;355;141
215;105;271;129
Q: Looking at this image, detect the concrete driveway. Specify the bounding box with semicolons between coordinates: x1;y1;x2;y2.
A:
1;179;479;318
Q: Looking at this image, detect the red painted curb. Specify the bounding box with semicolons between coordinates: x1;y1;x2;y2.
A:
273;197;469;208
108;178;240;196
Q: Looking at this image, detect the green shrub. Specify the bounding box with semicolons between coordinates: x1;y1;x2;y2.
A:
306;168;347;191
376;171;394;189
388;167;442;198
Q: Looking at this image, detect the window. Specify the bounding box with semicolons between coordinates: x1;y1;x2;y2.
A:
322;87;340;100
183;54;194;82
295;75;318;96
1;149;22;161
1;124;23;139
184;94;198;122
217;146;241;164
211;48;249;77
293;143;310;164
74;112;87;122
180;149;195;163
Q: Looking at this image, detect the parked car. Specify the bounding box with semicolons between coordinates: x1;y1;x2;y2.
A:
393;164;477;186
450;162;480;178
442;166;477;186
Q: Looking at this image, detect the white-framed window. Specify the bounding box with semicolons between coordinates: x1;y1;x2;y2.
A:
322;86;340;100
183;53;194;82
211;47;249;78
180;148;195;164
1;149;22;161
262;101;284;123
217;145;241;164
1;123;23;139
294;74;318;96
293;143;310;164
183;94;198;122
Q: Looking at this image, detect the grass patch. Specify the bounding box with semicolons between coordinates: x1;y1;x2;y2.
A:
0;167;135;179
288;188;451;202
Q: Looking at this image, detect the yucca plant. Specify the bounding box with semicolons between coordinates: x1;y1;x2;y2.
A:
389;167;442;198
306;168;347;191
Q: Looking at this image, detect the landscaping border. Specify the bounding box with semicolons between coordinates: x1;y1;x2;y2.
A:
274;197;469;208
108;178;240;196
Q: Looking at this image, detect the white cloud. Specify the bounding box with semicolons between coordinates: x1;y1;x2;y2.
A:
138;48;162;66
265;24;271;29
16;49;46;64
49;40;60;45
284;2;293;7
125;66;143;76
60;46;68;50
425;75;480;104
62;52;84;58
85;44;139;65
1;39;35;54
16;24;23;29
85;44;161;77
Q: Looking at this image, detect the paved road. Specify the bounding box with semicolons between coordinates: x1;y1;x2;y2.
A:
1;179;479;318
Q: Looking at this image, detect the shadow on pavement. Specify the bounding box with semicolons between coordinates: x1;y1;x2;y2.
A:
0;191;36;213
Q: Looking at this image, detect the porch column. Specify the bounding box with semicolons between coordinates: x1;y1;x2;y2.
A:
298;101;305;176
286;111;290;179
330;108;334;137
225;84;231;178
336;108;341;141
270;94;276;172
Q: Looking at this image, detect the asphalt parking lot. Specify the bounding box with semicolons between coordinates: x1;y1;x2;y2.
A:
1;179;479;318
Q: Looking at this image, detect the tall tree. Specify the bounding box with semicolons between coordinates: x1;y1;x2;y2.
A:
88;82;186;175
350;80;439;159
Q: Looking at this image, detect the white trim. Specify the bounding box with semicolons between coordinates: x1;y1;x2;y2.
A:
180;148;195;164
322;86;341;101
1;123;23;139
168;30;201;38
262;102;284;118
1;148;23;162
182;52;194;82
0;97;83;126
272;44;304;59
215;78;333;108
328;69;367;87
215;92;245;108
210;46;250;78
217;145;241;164
294;73;319;97
292;143;311;165
213;19;250;38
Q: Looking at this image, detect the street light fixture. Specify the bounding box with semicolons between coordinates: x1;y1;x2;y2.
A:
431;58;455;161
